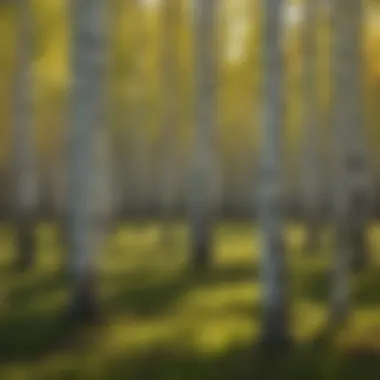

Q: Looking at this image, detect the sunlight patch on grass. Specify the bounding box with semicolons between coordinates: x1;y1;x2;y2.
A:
181;282;259;312
337;310;380;351
190;316;256;355
113;224;161;248
285;223;306;253
293;301;327;340
103;316;179;354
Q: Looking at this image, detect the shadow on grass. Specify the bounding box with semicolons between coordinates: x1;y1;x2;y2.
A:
0;269;89;363
0;263;258;365
105;263;259;317
296;269;330;303
102;332;380;380
353;268;380;306
1;236;379;379
296;266;380;307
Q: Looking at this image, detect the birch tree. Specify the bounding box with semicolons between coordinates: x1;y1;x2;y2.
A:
12;0;38;270
67;0;108;321
258;0;290;346
340;0;370;272
331;0;369;322
189;0;219;269
160;0;181;243
301;0;324;253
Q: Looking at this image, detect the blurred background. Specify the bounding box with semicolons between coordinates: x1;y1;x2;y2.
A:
2;0;380;220
0;0;380;379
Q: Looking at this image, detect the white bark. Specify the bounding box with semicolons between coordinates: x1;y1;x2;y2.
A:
160;0;181;235
68;0;108;318
130;0;150;220
189;0;220;268
259;0;289;345
331;0;369;319
301;0;324;251
12;0;38;268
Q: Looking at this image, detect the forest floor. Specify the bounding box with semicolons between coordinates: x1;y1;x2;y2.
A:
0;222;380;380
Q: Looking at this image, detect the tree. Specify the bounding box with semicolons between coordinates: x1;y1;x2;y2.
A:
258;0;290;346
160;0;182;243
330;0;369;322
66;0;108;321
11;0;38;270
130;0;150;222
301;0;324;253
189;0;219;269
339;0;371;272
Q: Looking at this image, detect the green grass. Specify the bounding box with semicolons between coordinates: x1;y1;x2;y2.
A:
0;222;379;380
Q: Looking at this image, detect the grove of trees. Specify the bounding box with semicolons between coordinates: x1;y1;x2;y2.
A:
1;0;380;378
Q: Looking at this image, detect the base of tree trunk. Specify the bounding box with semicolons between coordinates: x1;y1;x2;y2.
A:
259;309;291;351
258;331;293;352
191;237;212;271
14;219;36;271
66;276;102;325
329;306;349;328
189;217;213;271
350;227;368;273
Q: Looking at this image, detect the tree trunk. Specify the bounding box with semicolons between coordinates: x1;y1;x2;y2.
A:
160;0;182;244
330;0;368;322
67;0;107;322
332;0;370;276
12;0;38;271
189;0;219;270
301;0;323;254
258;0;291;347
130;0;150;224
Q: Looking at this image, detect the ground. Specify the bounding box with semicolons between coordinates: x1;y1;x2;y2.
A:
0;222;380;380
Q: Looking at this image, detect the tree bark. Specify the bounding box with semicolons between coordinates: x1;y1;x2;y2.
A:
12;0;38;271
189;0;219;270
67;0;108;322
160;0;182;244
258;0;291;347
301;0;323;254
332;0;370;276
330;0;368;323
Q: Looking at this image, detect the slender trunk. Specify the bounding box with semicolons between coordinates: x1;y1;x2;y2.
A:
67;0;107;322
345;0;370;273
12;0;38;271
330;0;367;322
301;0;323;253
130;0;150;224
189;0;219;270
332;0;369;278
160;0;181;244
259;0;290;347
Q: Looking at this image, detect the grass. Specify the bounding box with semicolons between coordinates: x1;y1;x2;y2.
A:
0;221;379;379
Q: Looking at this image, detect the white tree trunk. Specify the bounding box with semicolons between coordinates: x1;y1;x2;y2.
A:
331;0;369;321
130;0;150;222
259;0;290;346
67;0;107;320
301;0;324;253
160;0;181;242
189;0;220;269
12;0;38;270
